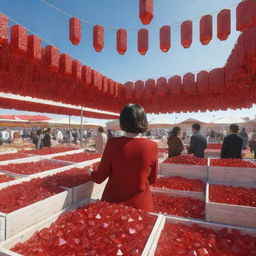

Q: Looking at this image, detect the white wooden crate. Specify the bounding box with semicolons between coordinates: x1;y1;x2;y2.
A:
205;182;256;229
0;200;165;256
147;214;256;256
159;163;208;179
0;190;72;241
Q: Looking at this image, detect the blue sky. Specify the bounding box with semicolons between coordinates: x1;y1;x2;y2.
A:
0;0;254;123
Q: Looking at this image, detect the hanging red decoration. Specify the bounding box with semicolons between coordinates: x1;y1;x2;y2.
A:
139;0;154;25
93;25;104;52
236;1;251;32
196;71;209;94
183;73;196;95
124;81;134;100
249;0;256;27
108;79;115;96
44;45;59;71
145;79;156;100
156;77;167;97
138;29;149;55
27;35;42;62
82;66;91;86
0;14;8;45
168;75;182;95
181;20;192;48
160;26;171;52
102;76;108;94
59;54;72;75
135;80;145;100
200;15;213;45
116;29;127;55
10;25;27;55
91;69;99;89
97;73;103;91
209;68;225;93
69;17;81;45
72;60;82;80
217;9;231;41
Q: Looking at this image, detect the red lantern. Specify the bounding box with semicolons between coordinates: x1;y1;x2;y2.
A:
168;75;182;95
44;45;59;71
82;66;91;86
27;35;42;62
145;79;156;100
156;77;167;96
69;17;81;45
200;15;212;45
10;25;27;55
116;29;127;55
183;73;196;95
196;71;209;94
181;20;192;48
209;68;225;93
124;81;134;100
236;0;251;32
72;60;82;80
93;25;104;52
138;29;148;55
160;26;171;52
0;14;8;45
139;0;153;25
217;9;231;40
135;80;145;100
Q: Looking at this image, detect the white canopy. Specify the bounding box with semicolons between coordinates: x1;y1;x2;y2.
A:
213;115;246;124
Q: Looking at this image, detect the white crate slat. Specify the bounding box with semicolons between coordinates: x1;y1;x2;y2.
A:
205;183;256;229
36;148;85;160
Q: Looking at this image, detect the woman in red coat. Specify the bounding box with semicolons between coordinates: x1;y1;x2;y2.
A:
90;104;158;212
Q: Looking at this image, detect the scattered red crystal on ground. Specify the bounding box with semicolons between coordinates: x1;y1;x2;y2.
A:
156;222;256;256
22;147;78;155
211;159;256;168
0;178;63;213
0;160;67;175
53;152;101;162
152;176;205;192
207;143;222;150
0;174;14;183
153;193;205;219
0;153;29;161
12;201;156;256
164;155;207;166
209;184;256;207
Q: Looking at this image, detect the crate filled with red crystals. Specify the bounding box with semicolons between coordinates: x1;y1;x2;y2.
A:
206;182;256;228
152;215;256;256
0;153;32;166
0;201;164;256
151;176;205;200
53;152;101;164
0;178;72;241
159;155;208;179
209;158;256;184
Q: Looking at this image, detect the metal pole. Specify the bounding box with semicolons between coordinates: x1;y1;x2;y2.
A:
80;107;83;146
69;115;71;143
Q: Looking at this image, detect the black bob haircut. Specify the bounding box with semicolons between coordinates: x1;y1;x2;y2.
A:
192;123;201;131
230;124;239;133
119;104;148;133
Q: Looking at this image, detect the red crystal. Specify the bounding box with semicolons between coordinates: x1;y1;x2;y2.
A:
22;147;78;155
0;153;29;161
164;155;207;166
211;159;256;168
53;152;101;163
0;174;14;183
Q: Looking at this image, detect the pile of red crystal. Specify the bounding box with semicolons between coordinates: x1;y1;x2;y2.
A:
22;147;78;155
12;201;156;256
0;153;29;161
164;155;207;166
209;184;256;207
153;193;205;219
211;159;256;168
152;176;205;192
53;152;101;162
156;223;256;256
0;174;14;183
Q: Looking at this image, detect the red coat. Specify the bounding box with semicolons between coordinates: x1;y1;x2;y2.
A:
91;137;158;212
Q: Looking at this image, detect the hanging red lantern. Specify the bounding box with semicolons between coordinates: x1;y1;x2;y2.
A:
168;75;182;95
69;17;81;45
156;77;167;96
183;73;196;95
44;45;59;71
160;26;171;52
93;25;104;52
72;60;82;80
82;66;92;86
27;35;42;62
0;14;8;45
181;20;192;48
139;0;154;25
200;15;212;45
145;79;156;100
236;0;251;32
124;81;134;100
209;68;225;93
196;71;209;94
116;29;127;55
138;29;148;55
217;9;231;40
59;54;72;75
10;25;27;55
135;80;145;100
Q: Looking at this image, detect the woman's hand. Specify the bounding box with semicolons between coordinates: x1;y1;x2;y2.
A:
87;166;93;176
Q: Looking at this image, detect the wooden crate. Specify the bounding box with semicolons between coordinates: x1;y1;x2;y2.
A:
0;190;72;241
159;163;208;179
0;201;165;256
205;182;256;229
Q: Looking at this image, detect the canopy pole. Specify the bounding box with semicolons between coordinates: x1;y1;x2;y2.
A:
69;115;71;143
80;107;83;146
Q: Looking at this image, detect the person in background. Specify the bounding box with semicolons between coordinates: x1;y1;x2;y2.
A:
13;132;23;144
221;124;243;159
240;127;248;149
167;127;184;158
35;129;43;150
56;129;63;144
95;127;108;154
249;128;256;159
43;128;52;148
188;123;207;158
107;129;113;139
89;104;158;212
